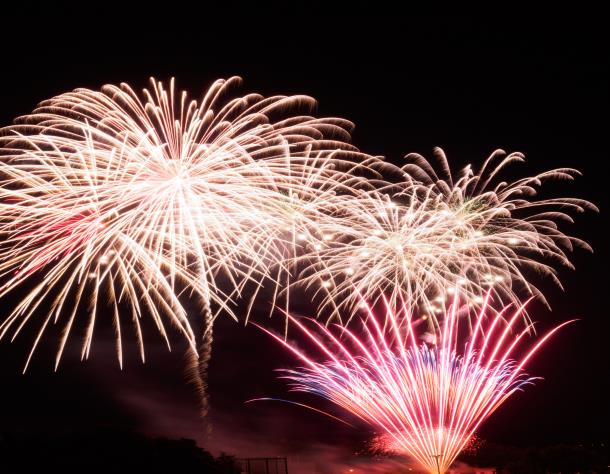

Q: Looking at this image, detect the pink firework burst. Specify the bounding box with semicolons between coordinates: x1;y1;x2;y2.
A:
259;295;571;473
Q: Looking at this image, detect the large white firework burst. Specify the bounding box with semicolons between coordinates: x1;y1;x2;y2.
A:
0;77;366;370
297;147;595;324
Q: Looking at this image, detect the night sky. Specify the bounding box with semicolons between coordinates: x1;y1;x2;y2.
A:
1;8;607;472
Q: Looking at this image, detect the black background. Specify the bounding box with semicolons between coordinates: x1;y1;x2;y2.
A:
0;6;607;469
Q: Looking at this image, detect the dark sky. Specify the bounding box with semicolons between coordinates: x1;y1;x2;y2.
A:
0;7;607;472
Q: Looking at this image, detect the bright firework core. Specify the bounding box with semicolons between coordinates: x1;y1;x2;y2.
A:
261;294;572;473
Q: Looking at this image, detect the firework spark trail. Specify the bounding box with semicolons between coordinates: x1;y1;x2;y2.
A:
0;77;374;385
259;295;572;473
297;147;595;325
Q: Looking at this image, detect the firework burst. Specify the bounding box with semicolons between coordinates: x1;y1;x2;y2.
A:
258;146;380;330
0;77;367;373
260;295;571;473
297;147;595;324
